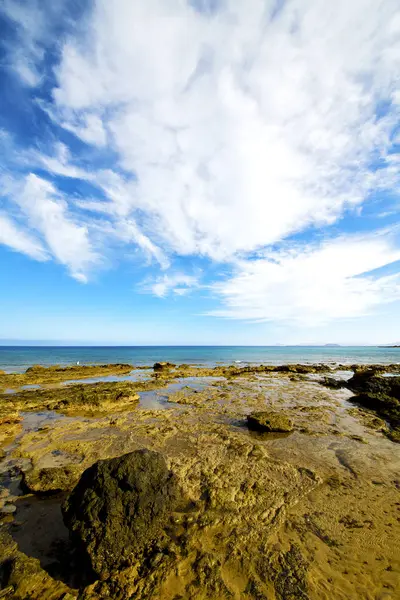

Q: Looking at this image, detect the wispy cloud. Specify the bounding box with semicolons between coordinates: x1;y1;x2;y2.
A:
0;212;48;261
0;0;399;327
8;173;99;282
209;233;400;324
145;273;200;298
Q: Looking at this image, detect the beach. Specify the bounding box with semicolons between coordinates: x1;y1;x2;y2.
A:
0;359;399;599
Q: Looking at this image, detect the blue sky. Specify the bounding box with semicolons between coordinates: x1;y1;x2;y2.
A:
0;0;399;345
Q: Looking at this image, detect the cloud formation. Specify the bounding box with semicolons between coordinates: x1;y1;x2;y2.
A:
210;234;400;324
0;0;399;327
147;273;200;298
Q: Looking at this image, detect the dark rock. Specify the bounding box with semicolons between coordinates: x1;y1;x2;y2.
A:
62;449;180;576
319;377;345;390
153;362;176;371
247;412;293;433
23;465;82;494
347;370;400;399
346;370;400;443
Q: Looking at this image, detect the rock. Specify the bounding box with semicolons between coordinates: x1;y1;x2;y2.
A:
153;362;176;371
0;504;16;514
23;465;82;494
346;371;400;443
320;376;345;389
347;370;400;399
0;488;9;499
247;411;293;433
62;449;181;576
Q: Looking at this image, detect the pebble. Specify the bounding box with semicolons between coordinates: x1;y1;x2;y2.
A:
0;504;16;515
0;515;14;525
0;488;9;499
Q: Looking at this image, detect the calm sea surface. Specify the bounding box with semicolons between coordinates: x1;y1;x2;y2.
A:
0;346;398;373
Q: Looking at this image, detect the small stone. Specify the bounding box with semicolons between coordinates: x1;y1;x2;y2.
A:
0;504;16;514
247;411;293;433
0;515;14;525
0;488;10;499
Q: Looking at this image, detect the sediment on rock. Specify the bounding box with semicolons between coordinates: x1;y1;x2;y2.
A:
247;411;293;433
0;381;144;416
23;465;83;494
0;363;134;389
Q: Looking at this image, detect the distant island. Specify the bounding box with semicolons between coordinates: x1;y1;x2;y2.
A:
323;344;341;347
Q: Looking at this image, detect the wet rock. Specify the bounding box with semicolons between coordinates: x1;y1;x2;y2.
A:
1;381;141;416
0;505;16;515
247;411;293;433
23;465;83;494
347;370;400;399
62;449;180;576
346;370;400;443
0;530;76;599
320;376;345;389
153;362;176;371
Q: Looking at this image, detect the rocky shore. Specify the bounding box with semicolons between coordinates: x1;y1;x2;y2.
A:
0;362;399;599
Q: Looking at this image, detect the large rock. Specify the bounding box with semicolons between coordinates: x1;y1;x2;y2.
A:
62;449;180;576
247;411;293;433
347;369;400;399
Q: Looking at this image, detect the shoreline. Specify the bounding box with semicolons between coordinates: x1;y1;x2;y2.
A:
0;362;399;598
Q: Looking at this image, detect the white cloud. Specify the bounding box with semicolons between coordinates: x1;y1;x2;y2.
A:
49;0;399;260
209;234;400;324
146;273;200;298
14;174;99;281
1;0;400;329
0;212;48;261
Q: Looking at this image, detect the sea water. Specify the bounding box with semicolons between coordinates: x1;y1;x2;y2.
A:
0;346;399;373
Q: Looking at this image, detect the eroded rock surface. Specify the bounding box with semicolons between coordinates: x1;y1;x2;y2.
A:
23;465;82;494
347;370;400;442
247;411;293;433
62;449;181;576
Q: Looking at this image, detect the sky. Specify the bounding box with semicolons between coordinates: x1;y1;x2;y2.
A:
0;0;399;346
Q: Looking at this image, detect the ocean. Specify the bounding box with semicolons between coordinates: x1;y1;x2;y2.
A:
0;346;398;373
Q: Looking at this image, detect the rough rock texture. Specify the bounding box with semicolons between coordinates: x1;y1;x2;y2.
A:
0;530;77;600
347;369;400;398
62;449;180;576
247;411;293;433
347;370;400;442
0;363;133;389
23;465;83;494
153;362;176;371
0;381;141;416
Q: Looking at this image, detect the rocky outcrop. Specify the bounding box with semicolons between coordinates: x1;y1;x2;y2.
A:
153;362;176;371
347;369;400;398
247;411;293;433
347;370;400;443
62;449;181;577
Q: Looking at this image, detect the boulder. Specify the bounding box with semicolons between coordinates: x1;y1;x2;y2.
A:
62;449;180;576
23;465;82;494
347;370;400;399
247;411;293;433
346;370;400;443
153;362;176;371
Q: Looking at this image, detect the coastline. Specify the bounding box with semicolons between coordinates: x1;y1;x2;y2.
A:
0;361;399;599
1;345;399;374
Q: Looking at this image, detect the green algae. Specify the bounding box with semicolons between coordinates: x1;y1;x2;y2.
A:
0;363;134;390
